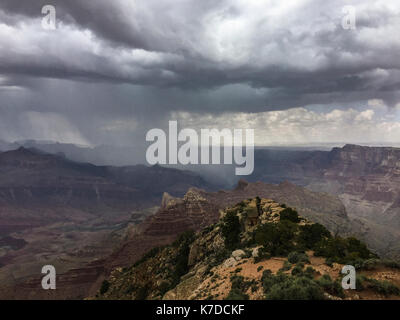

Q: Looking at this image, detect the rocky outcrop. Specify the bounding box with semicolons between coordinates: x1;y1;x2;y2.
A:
250;145;400;259
94;199;400;301
103;179;351;273
232;250;246;261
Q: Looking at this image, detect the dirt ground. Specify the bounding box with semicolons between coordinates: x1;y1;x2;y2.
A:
193;251;400;300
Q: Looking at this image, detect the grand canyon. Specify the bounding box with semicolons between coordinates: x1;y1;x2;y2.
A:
1;0;400;305
0;143;400;299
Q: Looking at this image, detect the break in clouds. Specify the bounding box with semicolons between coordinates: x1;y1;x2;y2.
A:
0;0;400;147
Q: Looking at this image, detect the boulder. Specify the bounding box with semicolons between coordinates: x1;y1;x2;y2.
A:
252;247;261;258
223;257;238;268
232;249;246;261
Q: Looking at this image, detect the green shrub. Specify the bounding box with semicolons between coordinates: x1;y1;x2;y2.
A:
288;252;310;264
225;290;249;300
254;220;297;256
133;246;164;268
256;196;261;213
314;236;375;265
136;284;150;300
365;278;400;296
346;238;372;260
237;201;246;209
304;266;315;279
351;259;399;271
262;269;325;300
201;224;215;235
124;284;134;295
298;223;331;249
325;257;334;267
100;280;110;295
280;260;292;272
243;249;252;259
267;276;324;300
225;275;249;300
317;274;344;298
288;252;300;264
172;230;195;248
314;237;347;261
170;230;196;288
381;259;400;269
221;211;241;250
159;281;171;296
291;265;304;276
280;207;300;223
261;269;284;292
253;246;271;263
214;249;231;266
356;275;366;291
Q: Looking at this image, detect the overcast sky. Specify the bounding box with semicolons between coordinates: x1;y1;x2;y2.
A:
0;0;400;147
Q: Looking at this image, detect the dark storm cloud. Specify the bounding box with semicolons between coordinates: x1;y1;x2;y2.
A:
0;0;400;146
0;0;226;52
1;0;399;108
